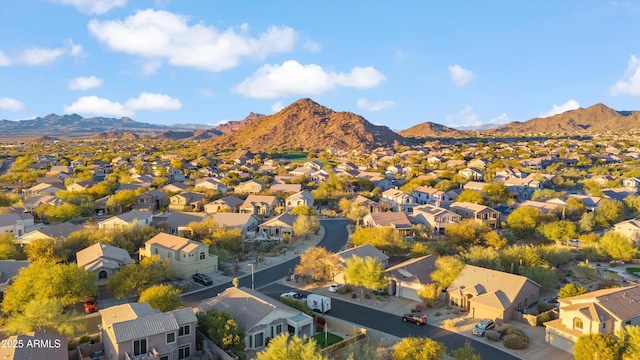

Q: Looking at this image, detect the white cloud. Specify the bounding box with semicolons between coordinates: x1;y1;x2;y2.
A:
0;51;11;66
0;97;26;112
17;47;66;66
64;96;132;117
610;55;640;96
88;9;297;72
356;98;396;112
271;101;284;113
199;89;215;98
448;64;474;87
304;40;321;53
64;92;181;117
68;76;103;90
538;99;580;118
233;60;386;99
141;59;162;76
488;113;510;124
445;106;480;126
50;0;127;15
124;92;182;111
65;38;84;57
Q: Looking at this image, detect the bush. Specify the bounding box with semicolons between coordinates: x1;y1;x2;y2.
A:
443;319;458;330
337;285;349;295
364;293;371;300
537;312;553;326
485;330;501;341
78;334;91;344
351;292;357;298
502;326;526;337
503;334;530;349
537;302;554;313
223;267;235;276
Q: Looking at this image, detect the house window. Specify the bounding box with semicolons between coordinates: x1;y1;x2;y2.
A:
603;323;606;329
573;317;583;330
178;345;190;359
179;325;190;337
200;252;205;260
276;324;282;336
166;332;176;344
133;339;147;356
160;356;169;360
98;271;108;279
254;333;264;348
626;320;632;326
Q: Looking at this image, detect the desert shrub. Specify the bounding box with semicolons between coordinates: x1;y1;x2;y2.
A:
434;311;441;316
485;330;501;341
538;312;553;325
503;334;530;349
537;302;554;313
443;319;458;330
337;285;349;295
351;292;357;298
78;334;91;344
364;293;371;299
223;267;235;276
495;324;511;333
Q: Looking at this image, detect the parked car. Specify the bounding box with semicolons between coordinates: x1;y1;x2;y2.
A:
84;297;98;313
569;239;580;247
402;313;427;325
328;284;343;293
193;273;213;286
280;292;303;300
472;319;495;336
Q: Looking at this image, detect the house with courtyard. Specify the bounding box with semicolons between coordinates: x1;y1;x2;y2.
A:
139;233;218;279
385;255;436;302
362;212;413;236
76;243;134;284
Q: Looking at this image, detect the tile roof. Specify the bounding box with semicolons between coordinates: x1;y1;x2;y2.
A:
336;244;389;264
0;260;31;284
146;233;201;252
558;285;640;321
210;213;257;228
365;212;412;229
385;255;435;285
76;242;134;269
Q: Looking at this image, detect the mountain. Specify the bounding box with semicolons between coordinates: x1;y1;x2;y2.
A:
0;113;204;139
208;98;404;151
456;123;503;131
86;131;142;140
487;104;640;134
398;122;464;138
214;112;265;134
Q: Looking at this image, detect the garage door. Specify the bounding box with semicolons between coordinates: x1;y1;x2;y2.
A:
548;331;575;354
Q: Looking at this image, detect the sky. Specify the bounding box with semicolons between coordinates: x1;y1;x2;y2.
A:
0;0;639;130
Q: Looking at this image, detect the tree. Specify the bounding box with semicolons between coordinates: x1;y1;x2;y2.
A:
4;298;84;337
203;227;243;253
451;340;481;360
417;283;440;308
482;182;511;205
483;230;508;249
531;189;564;201
430;256;465;289
456;190;484;204
294;247;342;282
0;233;24;260
601;231;638;260
539;220;578;243
2;260;96;315
256;333;328;360
558;283;587;299
412;223;433;240
343;256;387;295
139;285;182;312
595;198;624;226
197;309;245;351
392;336;446;360
620;325;640;360
23;238;66;262
519;266;558;288
460;246;502;270
293;215;320;240
579;212;595;232
232;277;239;288
350;227;409;255
445;220;490;248
338;197;352;214
107;255;174;299
107;190;137;213
507;206;542;236
410;242;430;257
574;333;620;360
434;180;456;192
290;205;316;216
346;206;369;226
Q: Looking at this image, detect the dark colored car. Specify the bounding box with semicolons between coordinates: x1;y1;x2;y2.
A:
402;313;427;325
472;319;495;336
193;273;213;286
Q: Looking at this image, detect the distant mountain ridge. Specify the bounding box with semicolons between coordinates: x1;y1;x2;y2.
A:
398;122;464;138
208;98;404;151
214;112;265;134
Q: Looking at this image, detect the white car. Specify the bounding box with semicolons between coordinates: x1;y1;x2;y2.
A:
280;292;302;300
328;284;342;293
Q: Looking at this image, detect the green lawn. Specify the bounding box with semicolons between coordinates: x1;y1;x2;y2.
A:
311;332;343;348
626;267;640;274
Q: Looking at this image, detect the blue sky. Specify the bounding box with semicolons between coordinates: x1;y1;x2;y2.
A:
1;0;639;130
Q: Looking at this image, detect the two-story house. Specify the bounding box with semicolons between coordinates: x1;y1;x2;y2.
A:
285;190;314;210
411;204;461;235
380;189;417;213
0;213;34;237
239;195;278;215
98;210;153;230
613;219;640;245
139;233;218;279
76;243;134;284
194;178;229;194
234;180;265;194
100;302;197;360
545;286;640;354
204;195;244;213
459;167;484;181
131;189;169;213
623;177;640;192
449;201;501;229
361;212;413;236
412;186;450;205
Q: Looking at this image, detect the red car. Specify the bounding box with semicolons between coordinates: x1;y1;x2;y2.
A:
84;297;98;313
402;313;427;325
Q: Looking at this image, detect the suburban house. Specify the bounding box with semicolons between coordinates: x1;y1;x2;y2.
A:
379;188;417;213
0;212;34;237
21;182;65;196
362;212;413;236
210;213;259;235
270;183;302;194
622;177;640;191
194;178;229;194
0;260;31;301
76;243;134;284
66;180;97;192
335;244;389;268
22;194;67;213
139;233;218;279
459;167;484;181
98;210;153;230
385;255;436;302
412;186;450;205
169;192;206;212
152;212;208;237
544;285;640;354
131;189;168;212
0;331;67;360
613;219;640;245
446;265;540;322
449;201;501;229
351;195;381;214
17;221;83;245
411;204;461;235
198;287;314;351
100;302;197;360
204;195;244;213
285;190;315;210
258;213;298;241
240;195;278;215
234;179;265;194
